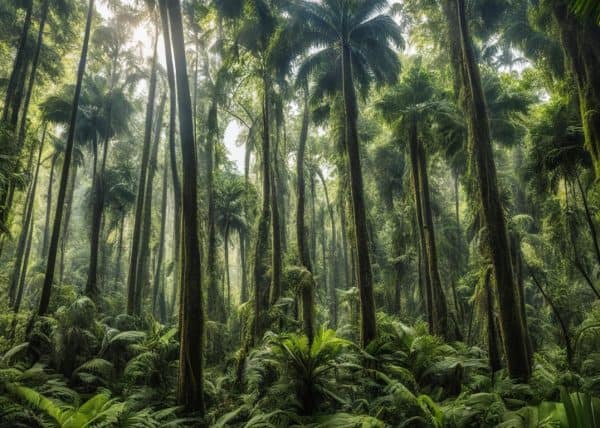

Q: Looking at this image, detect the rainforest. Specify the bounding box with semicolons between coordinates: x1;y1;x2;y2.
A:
1;0;600;426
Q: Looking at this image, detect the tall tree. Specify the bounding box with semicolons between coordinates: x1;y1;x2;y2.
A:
291;0;402;347
37;0;96;317
165;0;205;413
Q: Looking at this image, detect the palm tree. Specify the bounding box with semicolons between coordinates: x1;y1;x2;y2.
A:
376;63;449;339
215;171;247;309
290;0;402;347
37;0;96;317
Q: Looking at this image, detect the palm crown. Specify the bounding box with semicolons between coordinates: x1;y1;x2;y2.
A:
291;0;403;95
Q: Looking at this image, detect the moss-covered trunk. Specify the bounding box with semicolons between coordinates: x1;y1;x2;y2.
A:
442;0;531;380
166;0;204;413
552;2;600;175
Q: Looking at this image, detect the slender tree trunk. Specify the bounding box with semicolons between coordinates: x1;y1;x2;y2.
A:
86;60;117;299
452;172;463;323
408;124;433;332
269;137;283;305
416;137;449;338
9;126;45;306
0;0;33;235
114;215;124;290
134;93;166;313
2;0;32;123
485;268;502;375
206;94;225;321
153;151;169;322
59;162;77;284
16;0;50;150
14;207;35;314
576;175;600;266
159;0;182;318
41;155;56;259
339;192;350;289
565;180;600;298
224;223;231;309
240;230;248;303
530;271;573;365
86;146;106;299
166;0;205;413
126;35;158;315
296;85;312;272
316;168;338;328
37;0;95;317
341;43;377;347
510;233;534;362
254;74;272;341
442;0;531;380
310;172;317;271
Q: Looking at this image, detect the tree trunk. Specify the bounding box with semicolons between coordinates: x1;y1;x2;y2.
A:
224;223;231;309
240;229;248;303
14;206;35;314
9;126;45;307
2;0;32;123
416;136;449;338
341;42;377;347
37;0;95;316
339;191;350;289
253;74;272;341
59;162;77;284
153;150;169;322
159;0;182;318
552;2;600;176
134;93;166;313
565;180;600;298
576;175;600;266
485;268;502;375
41;154;56;259
206;94;225;322
166;0;205;413
16;0;50;150
510;233;534;363
0;0;33;235
114;215;124;290
408;123;434;332
310;171;317;272
296;86;311;271
442;0;531;380
530;271;573;365
126;35;158;315
86;148;106;299
269;133;283;306
316;167;338;328
86;57;118;299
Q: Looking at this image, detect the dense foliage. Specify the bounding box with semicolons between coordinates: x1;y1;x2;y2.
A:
1;0;600;426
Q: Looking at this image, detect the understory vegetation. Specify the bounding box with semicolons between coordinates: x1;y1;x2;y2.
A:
1;0;600;426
